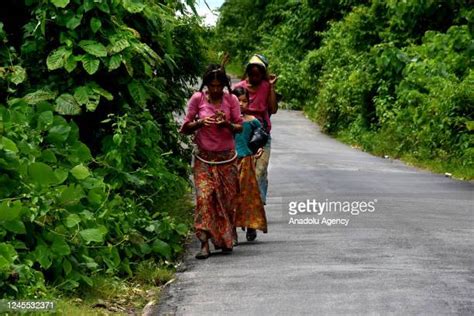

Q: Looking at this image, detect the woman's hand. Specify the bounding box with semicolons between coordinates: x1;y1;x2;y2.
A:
200;116;216;126
214;111;230;128
255;147;264;159
181;116;215;134
215;118;229;127
269;74;278;85
215;119;242;133
268;74;279;114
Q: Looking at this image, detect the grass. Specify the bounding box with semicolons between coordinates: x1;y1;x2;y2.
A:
42;197;194;315
35;260;177;315
399;155;474;180
39;198;195;315
333;128;474;181
303;109;474;181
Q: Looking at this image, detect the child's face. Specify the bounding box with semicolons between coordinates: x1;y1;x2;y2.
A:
238;94;249;111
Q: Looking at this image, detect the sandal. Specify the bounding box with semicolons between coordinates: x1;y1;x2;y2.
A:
195;250;210;259
195;240;210;260
246;228;257;241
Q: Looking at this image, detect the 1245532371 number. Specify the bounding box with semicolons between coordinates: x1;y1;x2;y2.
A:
0;300;55;312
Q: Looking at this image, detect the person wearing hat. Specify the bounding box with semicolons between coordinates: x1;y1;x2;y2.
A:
233;54;278;241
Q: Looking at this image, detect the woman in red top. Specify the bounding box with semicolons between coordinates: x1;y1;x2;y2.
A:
181;64;243;259
233;54;278;241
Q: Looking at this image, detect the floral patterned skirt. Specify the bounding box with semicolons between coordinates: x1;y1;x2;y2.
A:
193;149;239;249
235;156;268;233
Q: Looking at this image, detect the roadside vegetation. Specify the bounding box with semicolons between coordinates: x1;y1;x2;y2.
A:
214;0;473;179
0;0;204;313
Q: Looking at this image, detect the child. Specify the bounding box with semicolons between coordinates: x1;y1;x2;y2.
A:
232;87;268;242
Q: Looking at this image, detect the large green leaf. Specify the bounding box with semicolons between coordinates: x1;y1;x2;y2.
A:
90;84;113;101
122;55;134;76
79;40;108;57
97;2;110;13
66;15;82;30
47;47;71;70
3;220;26;234
82;54;100;75
58;184;85;205
175;223;189;236
54;168;69;184
128;81;148;108
37;111;54;130
74;86;100;111
152;239;172;258
85;98;100;112
65;214;81;228
108;54;122;71
466;121;474;131
79;226;108;244
0;136;18;153
51;236;71;255
23;90;57;105
90;17;102;33
0;243;16;271
0;244;16;259
28;162;57;186
34;245;51;269
0;201;23;222
10;66;26;85
87;188;105;205
41;149;57;163
73;86;91;105
69;142;92;163
135;43;160;67
51;0;70;8
55;93;81;115
82;255;98;270
0;256;11;271
71;164;91;180
46;124;71;144
64;55;78;73
122;0;145;13
63;259;72;275
108;38;130;54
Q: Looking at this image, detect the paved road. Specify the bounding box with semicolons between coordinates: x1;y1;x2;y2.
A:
156;110;473;315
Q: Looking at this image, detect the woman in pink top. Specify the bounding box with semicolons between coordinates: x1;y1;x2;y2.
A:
181;64;243;259
233;54;278;241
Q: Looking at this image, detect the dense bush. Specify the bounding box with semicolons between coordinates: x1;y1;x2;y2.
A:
215;0;473;177
0;0;205;298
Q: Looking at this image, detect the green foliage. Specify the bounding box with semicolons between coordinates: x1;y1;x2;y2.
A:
215;0;473;177
0;0;206;299
304;2;473;171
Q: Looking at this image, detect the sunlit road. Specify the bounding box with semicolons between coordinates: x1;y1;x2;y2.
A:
156;110;473;315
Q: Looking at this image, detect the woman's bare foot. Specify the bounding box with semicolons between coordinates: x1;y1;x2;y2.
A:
195;240;210;259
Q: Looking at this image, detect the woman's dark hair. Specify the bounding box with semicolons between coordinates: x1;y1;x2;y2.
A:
231;87;249;100
199;64;232;92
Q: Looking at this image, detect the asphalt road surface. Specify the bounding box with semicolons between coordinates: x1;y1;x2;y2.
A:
156;110;473;315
